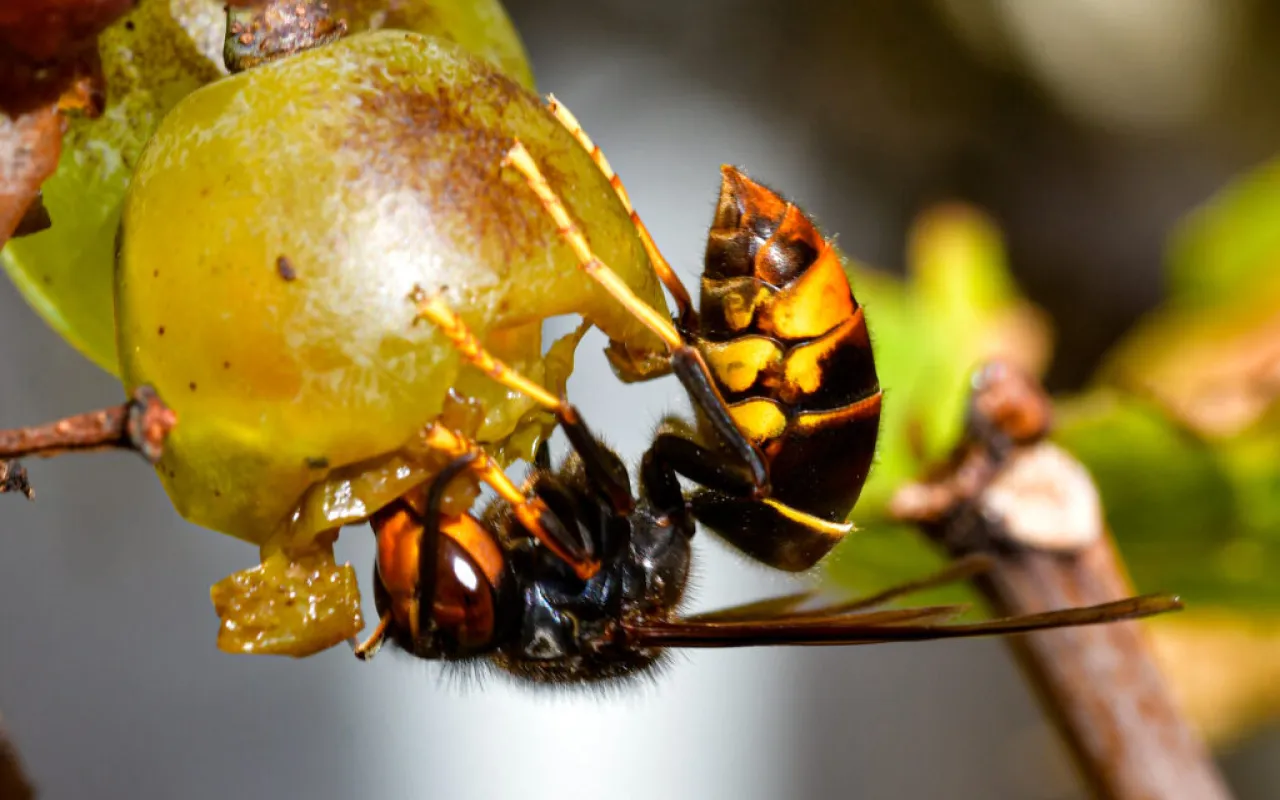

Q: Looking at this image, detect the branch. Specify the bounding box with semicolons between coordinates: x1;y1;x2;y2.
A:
0;715;33;800
0;5;156;797
0;385;176;464
891;362;1232;800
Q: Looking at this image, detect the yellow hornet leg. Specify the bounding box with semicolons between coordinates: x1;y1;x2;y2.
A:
505;139;774;496
545;95;696;327
412;287;566;415
422;422;600;580
503;141;684;353
415;287;637;516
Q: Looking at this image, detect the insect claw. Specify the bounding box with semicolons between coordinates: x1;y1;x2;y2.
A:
351;612;391;661
500;138;527;168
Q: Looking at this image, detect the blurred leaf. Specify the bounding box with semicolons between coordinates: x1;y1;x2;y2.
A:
911;202;1023;322
1099;285;1280;439
1220;416;1280;538
830;187;1280;613
1053;392;1234;548
1052;392;1280;609
1072;155;1280;611
1151;615;1280;747
904;204;1053;464
1169;155;1280;309
824;161;1280;746
829;203;1050;599
825;521;978;610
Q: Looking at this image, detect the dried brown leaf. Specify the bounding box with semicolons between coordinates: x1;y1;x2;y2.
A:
0;102;63;245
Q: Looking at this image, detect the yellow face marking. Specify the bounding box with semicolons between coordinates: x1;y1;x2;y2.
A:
727;398;788;445
412;287;565;413
759;243;854;340
701;336;784;393
545;95;695;320
792;392;883;433
503;141;683;353
762;498;856;539
781;308;867;398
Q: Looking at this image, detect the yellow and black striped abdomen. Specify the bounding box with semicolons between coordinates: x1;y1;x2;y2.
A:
696;166;881;523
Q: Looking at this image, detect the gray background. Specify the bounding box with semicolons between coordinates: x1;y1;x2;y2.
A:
3;1;1279;798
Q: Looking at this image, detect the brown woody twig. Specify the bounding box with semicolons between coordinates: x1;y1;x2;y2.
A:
891;362;1232;800
0;388;175;790
0;385;176;465
2;7;147;798
0;716;33;800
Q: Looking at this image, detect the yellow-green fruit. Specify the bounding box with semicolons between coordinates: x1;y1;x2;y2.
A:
2;0;534;375
116;30;668;544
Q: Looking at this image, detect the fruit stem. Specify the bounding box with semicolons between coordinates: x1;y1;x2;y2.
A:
223;0;348;73
0;386;176;466
891;362;1231;800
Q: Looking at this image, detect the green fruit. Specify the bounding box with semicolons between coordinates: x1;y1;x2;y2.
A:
116;30;669;545
2;0;534;375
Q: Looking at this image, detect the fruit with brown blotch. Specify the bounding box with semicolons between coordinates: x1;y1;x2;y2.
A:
116;29;669;551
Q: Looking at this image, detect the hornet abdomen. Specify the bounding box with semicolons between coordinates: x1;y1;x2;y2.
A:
690;167;882;568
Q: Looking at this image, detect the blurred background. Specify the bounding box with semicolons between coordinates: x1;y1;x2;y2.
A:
3;0;1280;797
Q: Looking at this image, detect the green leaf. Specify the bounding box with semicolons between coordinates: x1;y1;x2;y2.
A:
828;204;1050;597
1054;392;1235;548
1169;155;1280;308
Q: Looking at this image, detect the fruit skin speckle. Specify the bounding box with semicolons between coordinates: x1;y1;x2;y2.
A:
276;255;297;282
115;30;669;545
